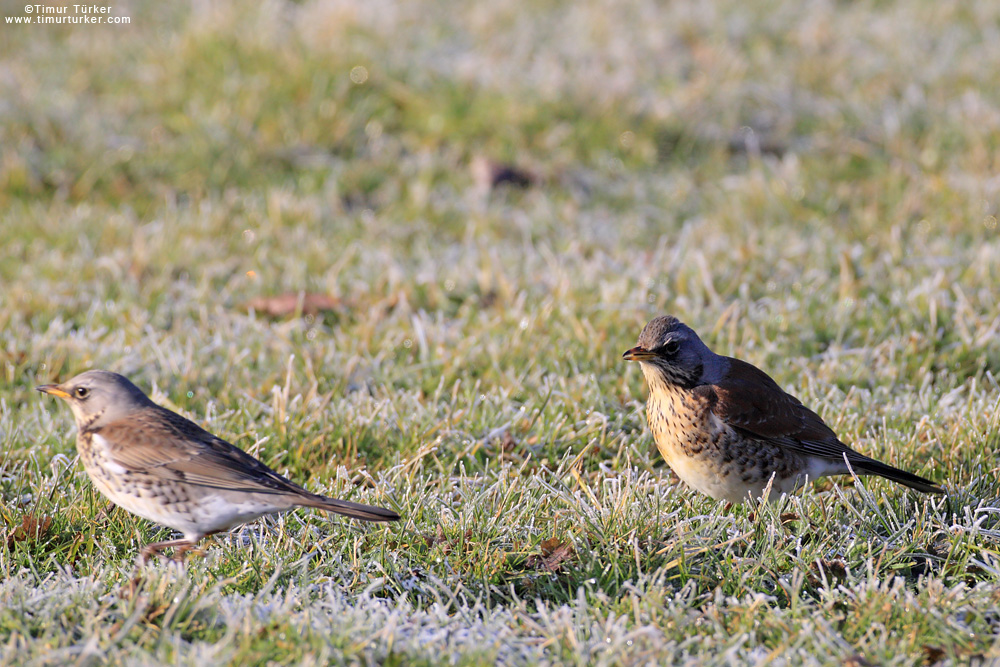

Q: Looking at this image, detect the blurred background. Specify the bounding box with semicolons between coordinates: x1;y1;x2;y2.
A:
3;0;1000;479
3;0;1000;473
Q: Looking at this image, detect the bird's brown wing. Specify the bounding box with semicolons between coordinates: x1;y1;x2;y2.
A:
94;406;310;496
692;358;944;494
692;357;862;462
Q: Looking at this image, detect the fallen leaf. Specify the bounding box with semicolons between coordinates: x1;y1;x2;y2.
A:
808;558;849;588
528;537;575;573
498;432;518;451
423;524;447;549
922;646;945;664
243;292;342;317
6;514;52;547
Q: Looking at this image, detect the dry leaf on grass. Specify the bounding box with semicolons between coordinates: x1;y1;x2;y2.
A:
6;514;52;547
808;558;849;587
527;537;575;573
921;646;945;664
243;293;342;317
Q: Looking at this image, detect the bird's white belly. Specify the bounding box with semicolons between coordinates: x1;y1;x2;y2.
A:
659;443;756;502
116;490;276;541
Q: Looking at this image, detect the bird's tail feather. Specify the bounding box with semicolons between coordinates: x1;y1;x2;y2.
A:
298;494;401;522
852;458;944;495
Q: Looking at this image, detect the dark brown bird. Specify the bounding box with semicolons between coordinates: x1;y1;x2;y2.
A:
623;316;944;502
38;370;400;562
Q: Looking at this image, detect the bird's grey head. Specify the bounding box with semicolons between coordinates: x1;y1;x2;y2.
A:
37;370;154;431
622;315;728;388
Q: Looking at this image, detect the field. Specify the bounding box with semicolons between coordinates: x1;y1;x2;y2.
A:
3;0;1000;664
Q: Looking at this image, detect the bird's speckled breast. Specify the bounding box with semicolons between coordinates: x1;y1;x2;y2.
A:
642;369;806;502
77;431;129;500
77;431;204;533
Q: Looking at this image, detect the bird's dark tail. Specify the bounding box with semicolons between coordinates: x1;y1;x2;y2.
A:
852;458;945;495
298;495;401;522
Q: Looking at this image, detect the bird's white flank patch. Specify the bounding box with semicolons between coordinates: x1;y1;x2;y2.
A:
91;434;130;475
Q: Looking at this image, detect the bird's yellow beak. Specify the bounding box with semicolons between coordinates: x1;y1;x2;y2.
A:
36;384;71;399
622;346;656;361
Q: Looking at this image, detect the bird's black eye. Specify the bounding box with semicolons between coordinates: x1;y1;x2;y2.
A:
74;386;90;399
661;341;680;356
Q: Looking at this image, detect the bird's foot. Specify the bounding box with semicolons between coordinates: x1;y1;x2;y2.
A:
136;538;199;566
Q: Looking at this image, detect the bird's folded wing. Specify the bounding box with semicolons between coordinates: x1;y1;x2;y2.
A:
94;408;307;495
694;357;868;463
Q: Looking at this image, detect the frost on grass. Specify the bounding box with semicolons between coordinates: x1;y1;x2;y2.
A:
3;0;1000;664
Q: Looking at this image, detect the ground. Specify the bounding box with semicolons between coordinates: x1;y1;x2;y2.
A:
2;0;1000;664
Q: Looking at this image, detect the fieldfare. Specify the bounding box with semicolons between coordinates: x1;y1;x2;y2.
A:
38;370;399;562
623;316;944;503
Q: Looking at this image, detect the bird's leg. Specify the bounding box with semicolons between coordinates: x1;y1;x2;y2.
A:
138;538;197;565
177;531;225;561
170;542;199;563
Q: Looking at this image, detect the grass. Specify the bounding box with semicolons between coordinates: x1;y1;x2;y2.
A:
3;0;1000;663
